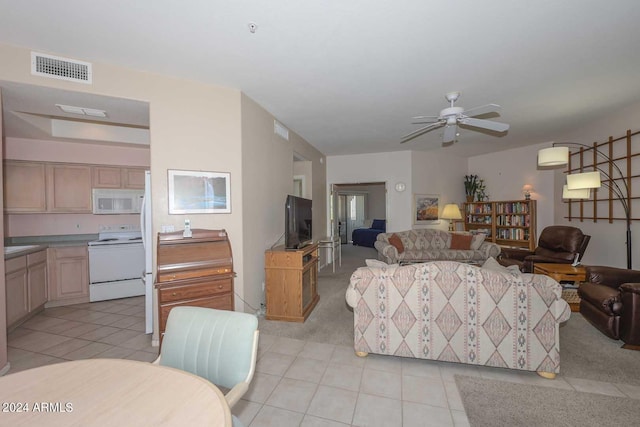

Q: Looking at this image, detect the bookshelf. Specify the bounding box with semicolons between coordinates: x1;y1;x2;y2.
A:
464;200;537;251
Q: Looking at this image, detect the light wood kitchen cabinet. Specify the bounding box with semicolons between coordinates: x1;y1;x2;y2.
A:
92;166;145;189
5;249;48;330
92;166;122;188
28;250;48;311
46;164;93;213
4;161;47;213
5;256;28;328
122;168;145;189
46;246;89;307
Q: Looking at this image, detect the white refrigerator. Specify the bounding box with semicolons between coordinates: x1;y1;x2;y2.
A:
140;171;153;334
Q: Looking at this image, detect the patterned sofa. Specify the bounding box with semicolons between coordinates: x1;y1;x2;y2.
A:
345;260;571;377
374;229;500;264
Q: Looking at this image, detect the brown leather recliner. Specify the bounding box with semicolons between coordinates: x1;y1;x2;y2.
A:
497;225;590;273
578;266;640;347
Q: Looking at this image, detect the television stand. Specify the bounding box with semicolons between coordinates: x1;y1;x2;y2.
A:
264;243;319;322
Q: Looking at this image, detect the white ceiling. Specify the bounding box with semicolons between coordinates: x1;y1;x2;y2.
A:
1;1;639;157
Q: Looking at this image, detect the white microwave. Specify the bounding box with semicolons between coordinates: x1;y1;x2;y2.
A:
92;189;144;215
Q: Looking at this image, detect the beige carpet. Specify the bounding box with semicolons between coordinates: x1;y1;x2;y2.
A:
455;375;640;427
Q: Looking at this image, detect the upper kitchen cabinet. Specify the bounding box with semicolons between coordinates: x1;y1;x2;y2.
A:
46;164;93;213
93;166;145;189
4;161;47;213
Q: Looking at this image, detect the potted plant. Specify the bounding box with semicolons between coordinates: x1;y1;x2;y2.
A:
476;179;488;201
464;174;479;202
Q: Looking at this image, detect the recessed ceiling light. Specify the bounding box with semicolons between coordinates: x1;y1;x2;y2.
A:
55;104;107;118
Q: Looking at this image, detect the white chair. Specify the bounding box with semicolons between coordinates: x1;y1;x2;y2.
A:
153;306;259;408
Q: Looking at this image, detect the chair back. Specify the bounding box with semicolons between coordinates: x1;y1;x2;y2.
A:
160;306;259;390
535;226;589;262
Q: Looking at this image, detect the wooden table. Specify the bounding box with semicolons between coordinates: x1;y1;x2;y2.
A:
533;263;587;312
533;263;587;283
0;359;232;427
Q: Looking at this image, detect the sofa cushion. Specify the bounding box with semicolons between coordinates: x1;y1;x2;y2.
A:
366;259;389;268
388;233;404;253
482;256;521;276
451;234;473;250
470;234;486;250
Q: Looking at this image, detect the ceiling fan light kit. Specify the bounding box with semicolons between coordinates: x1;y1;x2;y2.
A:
401;92;509;145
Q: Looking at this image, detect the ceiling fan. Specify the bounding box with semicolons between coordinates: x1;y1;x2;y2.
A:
401;92;509;144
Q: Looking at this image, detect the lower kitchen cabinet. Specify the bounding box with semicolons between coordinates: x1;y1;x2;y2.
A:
46;246;89;307
5;249;48;330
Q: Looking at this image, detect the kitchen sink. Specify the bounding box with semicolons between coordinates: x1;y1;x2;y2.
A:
4;245;40;255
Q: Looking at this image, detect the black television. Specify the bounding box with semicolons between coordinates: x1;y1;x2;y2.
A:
285;195;313;250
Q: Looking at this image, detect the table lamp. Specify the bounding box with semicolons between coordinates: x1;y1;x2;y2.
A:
441;204;462;231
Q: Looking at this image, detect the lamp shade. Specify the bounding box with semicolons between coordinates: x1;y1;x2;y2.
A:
441;204;462;220
566;171;601;190
538;146;569;166
562;185;591;199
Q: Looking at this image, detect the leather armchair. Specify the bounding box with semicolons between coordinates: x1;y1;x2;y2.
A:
498;225;590;273
578;266;640;347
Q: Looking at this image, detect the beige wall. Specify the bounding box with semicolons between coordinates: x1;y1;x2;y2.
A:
327;151;412;233
0;89;7;373
0;43;245;353
240;94;326;310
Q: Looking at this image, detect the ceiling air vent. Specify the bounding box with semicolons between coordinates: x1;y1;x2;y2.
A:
274;120;289;141
31;52;92;84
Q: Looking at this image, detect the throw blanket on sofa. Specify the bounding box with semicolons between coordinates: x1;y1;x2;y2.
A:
345;261;571;374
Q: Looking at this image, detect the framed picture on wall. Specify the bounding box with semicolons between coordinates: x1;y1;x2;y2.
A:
168;169;231;214
413;194;440;225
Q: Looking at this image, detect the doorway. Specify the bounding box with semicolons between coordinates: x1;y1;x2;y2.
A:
332;182;386;244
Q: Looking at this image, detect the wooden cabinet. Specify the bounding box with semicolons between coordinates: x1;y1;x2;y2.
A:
4;161;47;213
27;250;48;311
464;199;537;251
155;229;235;342
264;244;319;322
5;256;28;328
46;164;92;213
122;168;145;189
46;246;89;307
93;166;146;189
4;161;146;213
5;249;48;330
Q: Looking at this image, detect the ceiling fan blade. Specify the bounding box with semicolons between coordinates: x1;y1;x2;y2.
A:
401;121;444;142
460;117;510;132
412;115;439;120
463;103;501;118
442;124;457;143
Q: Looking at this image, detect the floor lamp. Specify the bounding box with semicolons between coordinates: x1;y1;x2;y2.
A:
538;143;632;269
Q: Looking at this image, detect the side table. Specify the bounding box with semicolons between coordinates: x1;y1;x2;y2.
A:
318;236;341;273
533;263;587;312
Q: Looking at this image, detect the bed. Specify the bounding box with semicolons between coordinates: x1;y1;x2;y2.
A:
351;219;386;247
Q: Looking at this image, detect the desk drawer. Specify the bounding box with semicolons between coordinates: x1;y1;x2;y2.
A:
157;278;232;304
159;294;233;332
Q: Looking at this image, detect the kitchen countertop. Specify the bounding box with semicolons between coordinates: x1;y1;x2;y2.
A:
4;234;97;260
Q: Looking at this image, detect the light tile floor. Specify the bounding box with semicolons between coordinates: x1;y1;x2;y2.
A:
7;296;640;427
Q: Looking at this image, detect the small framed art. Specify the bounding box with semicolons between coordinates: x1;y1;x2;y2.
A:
413;194;440;225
